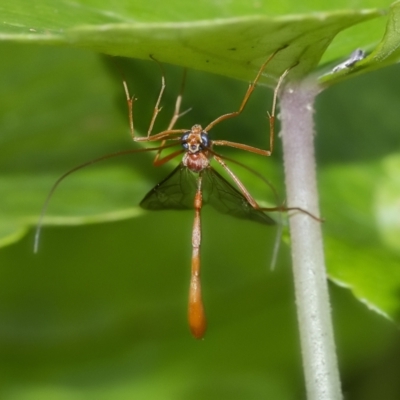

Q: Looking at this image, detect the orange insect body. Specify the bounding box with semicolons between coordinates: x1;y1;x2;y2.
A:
36;47;318;339
135;50;291;338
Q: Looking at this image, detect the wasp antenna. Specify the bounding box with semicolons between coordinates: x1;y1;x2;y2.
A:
33;156;113;253
34;163;86;253
33;143;179;253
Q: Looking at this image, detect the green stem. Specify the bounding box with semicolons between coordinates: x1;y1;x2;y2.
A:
279;79;342;400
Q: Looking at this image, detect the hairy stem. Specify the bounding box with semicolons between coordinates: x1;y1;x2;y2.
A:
279;80;342;400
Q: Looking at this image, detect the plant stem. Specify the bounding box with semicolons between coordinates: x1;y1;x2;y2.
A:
279;80;343;400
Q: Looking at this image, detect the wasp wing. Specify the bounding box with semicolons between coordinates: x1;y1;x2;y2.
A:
140;164;275;225
202;167;275;225
140;164;197;210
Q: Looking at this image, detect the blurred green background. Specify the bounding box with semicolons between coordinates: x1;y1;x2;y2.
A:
1;40;400;399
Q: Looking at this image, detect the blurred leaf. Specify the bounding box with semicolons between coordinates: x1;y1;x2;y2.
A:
0;213;397;399
317;70;400;323
321;160;400;320
0;44;152;247
375;154;400;256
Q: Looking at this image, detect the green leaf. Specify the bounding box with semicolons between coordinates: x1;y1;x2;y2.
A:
371;0;400;64
66;11;382;82
0;1;387;82
375;154;400;256
320;1;400;85
321;163;400;321
316;63;400;324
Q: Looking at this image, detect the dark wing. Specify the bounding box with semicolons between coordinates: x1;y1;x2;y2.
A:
140;164;197;210
140;163;275;225
202;167;275;225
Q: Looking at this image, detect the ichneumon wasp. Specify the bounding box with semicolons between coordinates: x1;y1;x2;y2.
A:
35;47;318;339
